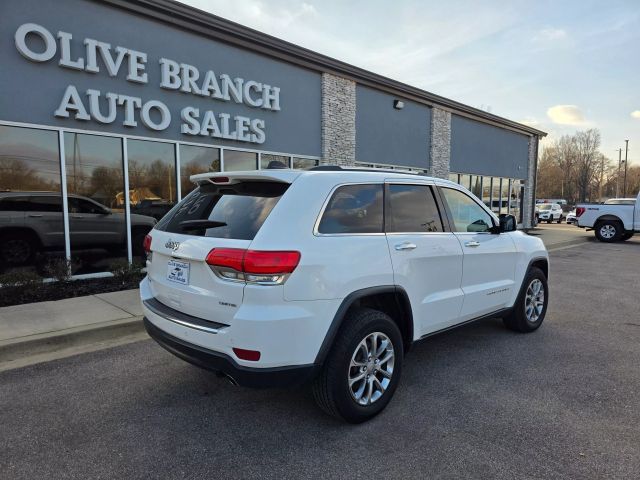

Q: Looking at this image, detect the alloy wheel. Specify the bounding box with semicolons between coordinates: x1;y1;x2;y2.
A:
525;279;545;323
348;332;395;406
599;224;616;239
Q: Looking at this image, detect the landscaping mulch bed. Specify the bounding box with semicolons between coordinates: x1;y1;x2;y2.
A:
0;274;144;307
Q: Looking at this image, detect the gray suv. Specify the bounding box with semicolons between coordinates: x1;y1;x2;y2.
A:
0;191;156;266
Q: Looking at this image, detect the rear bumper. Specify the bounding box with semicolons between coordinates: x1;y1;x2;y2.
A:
144;318;319;388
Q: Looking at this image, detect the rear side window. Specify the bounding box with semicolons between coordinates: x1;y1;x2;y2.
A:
0;196;31;212
157;181;288;240
387;184;443;232
318;184;383;234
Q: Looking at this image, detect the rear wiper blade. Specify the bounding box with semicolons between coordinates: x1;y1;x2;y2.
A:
179;220;227;231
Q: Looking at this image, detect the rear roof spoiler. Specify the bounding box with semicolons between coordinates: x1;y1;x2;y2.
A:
190;170;301;186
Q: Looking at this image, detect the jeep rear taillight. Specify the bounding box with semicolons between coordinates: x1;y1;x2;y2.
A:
576;207;586;217
143;234;152;261
205;248;300;284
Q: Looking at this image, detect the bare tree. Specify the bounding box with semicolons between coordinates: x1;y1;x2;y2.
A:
573;129;601;202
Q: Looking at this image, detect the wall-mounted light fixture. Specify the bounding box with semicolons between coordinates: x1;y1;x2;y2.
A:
393;100;404;110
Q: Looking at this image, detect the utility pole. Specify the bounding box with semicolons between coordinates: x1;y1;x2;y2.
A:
616;148;622;197
623;140;629;197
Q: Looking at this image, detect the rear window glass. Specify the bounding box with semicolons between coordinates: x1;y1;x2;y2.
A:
318;184;383;234
156;181;288;240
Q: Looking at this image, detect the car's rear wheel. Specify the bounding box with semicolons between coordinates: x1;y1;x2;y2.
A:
503;267;548;333
557;215;562;224
594;220;622;242
312;307;403;423
0;232;38;266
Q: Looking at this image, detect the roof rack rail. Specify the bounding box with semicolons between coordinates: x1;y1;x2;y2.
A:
309;165;424;175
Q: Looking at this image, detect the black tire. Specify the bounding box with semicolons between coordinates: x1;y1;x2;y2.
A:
546;218;552;224
0;232;38;266
557;215;562;224
503;267;548;333
594;220;623;243
620;231;634;241
312;308;403;423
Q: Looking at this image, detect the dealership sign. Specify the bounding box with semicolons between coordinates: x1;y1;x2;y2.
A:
14;23;281;144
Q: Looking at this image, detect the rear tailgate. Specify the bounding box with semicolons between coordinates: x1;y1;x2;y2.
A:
145;173;296;326
146;230;248;325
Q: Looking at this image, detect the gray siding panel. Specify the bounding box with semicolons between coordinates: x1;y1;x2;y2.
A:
450;115;529;179
355;85;430;169
0;0;321;156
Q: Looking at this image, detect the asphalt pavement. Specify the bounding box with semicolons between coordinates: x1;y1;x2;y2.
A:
1;237;639;479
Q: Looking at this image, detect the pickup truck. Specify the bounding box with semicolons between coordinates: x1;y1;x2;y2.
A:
576;191;640;242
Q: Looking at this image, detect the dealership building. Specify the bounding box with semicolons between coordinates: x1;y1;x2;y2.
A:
0;0;546;277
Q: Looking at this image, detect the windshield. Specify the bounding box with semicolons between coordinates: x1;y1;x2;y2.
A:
539;205;552;210
156;181;288;240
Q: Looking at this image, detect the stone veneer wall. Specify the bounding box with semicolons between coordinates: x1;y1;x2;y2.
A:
321;73;356;165
522;136;538;228
429;108;451;179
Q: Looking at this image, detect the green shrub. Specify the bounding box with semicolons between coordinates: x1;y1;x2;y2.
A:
0;270;44;288
43;258;73;283
109;259;144;284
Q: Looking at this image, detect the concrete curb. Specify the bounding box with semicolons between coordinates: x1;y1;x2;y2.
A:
0;316;145;364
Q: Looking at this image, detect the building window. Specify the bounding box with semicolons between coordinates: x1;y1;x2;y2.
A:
482;177;491;208
292;157;319;169
64;133;128;274
459;174;471;190
179;144;220;197
500;177;509;214
0;125;62;277
261;154;290;169
471;175;482;198
127;139;177;258
224;150;257;171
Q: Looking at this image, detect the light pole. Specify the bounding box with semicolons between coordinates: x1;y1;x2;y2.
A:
623;140;629;197
616;148;622;197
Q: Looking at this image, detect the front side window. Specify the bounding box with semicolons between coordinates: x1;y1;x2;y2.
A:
387;184;443;233
440;187;494;233
317;184;383;234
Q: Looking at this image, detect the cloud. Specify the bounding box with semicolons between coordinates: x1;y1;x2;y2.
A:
533;28;567;42
631;110;640;119
547;105;586;125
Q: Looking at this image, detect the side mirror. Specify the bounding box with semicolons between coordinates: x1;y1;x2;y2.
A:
498;214;517;232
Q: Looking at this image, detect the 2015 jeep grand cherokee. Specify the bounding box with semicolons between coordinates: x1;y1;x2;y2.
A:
141;167;549;423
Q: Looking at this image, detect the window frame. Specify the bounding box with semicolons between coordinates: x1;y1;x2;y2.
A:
384;182;449;235
313;182;386;236
437;185;498;235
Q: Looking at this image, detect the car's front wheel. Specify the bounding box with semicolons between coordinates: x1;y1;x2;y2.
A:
313;308;403;423
503;267;548;333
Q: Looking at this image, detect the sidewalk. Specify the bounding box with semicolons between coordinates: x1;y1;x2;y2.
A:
0;289;144;368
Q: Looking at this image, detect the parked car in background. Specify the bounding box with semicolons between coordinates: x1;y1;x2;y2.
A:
576;191;640;242
537;203;563;223
0;191;157;266
565;209;577;224
142;167;549;423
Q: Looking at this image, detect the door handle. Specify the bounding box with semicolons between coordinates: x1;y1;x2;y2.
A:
28;214;43;218
71;215;84;219
465;241;481;247
395;242;417;251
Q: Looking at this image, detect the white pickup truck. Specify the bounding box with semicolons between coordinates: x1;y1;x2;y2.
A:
576;191;640;242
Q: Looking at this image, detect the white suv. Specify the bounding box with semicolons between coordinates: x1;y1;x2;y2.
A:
537;203;563;223
141;167;549;423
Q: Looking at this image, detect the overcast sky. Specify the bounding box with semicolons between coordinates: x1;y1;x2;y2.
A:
178;0;639;164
